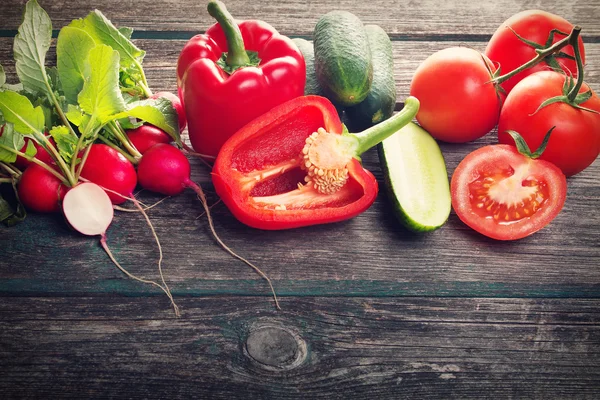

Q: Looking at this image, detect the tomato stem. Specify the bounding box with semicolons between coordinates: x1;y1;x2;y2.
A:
567;36;586;102
506;128;555;159
493;26;582;85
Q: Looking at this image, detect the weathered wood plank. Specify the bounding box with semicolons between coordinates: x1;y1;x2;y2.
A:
0;39;599;299
0;296;599;399
2;0;600;38
0;124;598;298
1;171;598;300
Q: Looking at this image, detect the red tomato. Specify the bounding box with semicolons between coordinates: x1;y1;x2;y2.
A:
410;47;502;143
451;145;567;240
498;71;600;176
485;10;585;94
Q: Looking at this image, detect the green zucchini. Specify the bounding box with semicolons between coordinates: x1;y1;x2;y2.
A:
346;25;396;131
313;11;372;106
291;38;324;96
378;122;451;232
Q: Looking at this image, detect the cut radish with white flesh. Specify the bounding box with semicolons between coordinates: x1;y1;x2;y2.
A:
63;182;114;236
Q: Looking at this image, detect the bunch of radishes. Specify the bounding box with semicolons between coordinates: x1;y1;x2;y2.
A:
0;1;190;217
0;0;279;315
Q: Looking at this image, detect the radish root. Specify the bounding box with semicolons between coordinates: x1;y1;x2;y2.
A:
130;196;179;316
181;142;215;168
195;198;222;220
100;233;180;317
78;177;150;207
114;196;170;213
187;180;281;310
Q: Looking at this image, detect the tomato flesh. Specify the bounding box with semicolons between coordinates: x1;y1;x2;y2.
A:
467;163;550;224
451;145;566;240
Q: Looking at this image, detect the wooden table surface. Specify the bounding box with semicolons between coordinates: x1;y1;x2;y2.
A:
1;0;599;398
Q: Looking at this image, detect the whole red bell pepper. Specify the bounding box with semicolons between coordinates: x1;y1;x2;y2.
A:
177;1;305;159
212;95;420;230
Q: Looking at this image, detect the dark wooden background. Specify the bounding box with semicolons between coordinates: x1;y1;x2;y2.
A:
1;0;599;398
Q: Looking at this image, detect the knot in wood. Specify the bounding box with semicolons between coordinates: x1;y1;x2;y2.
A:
245;325;306;370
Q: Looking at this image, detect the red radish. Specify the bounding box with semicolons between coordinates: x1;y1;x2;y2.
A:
137;143;191;196
17;163;68;213
14;137;55;169
62;181;180;316
79;144;137;205
137;143;280;309
0;125;54;169
151;91;187;132
126;124;172;154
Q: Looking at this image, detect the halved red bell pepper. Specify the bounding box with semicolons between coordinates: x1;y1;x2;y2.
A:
212;95;420;230
177;0;305;159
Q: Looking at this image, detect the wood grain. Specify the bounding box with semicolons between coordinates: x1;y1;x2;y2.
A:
0;162;599;300
0;296;598;399
1;0;599;397
1;0;600;38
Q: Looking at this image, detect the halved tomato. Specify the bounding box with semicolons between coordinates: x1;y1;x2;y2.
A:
451;144;567;240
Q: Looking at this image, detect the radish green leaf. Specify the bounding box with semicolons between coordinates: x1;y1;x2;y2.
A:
69;10;145;72
50;125;78;163
0;90;45;136
78;44;126;129
13;0;53;97
57;26;97;104
113;97;180;142
0;181;26;227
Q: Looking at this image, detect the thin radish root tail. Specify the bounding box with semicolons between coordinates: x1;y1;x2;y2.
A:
100;234;180;317
130;195;179;316
187;180;281;310
195;199;222;220
114;196;170;213
63;183;179;315
78;177;149;207
181;142;216;168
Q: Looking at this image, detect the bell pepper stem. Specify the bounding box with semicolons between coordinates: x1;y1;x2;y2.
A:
352;96;420;156
207;0;250;68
